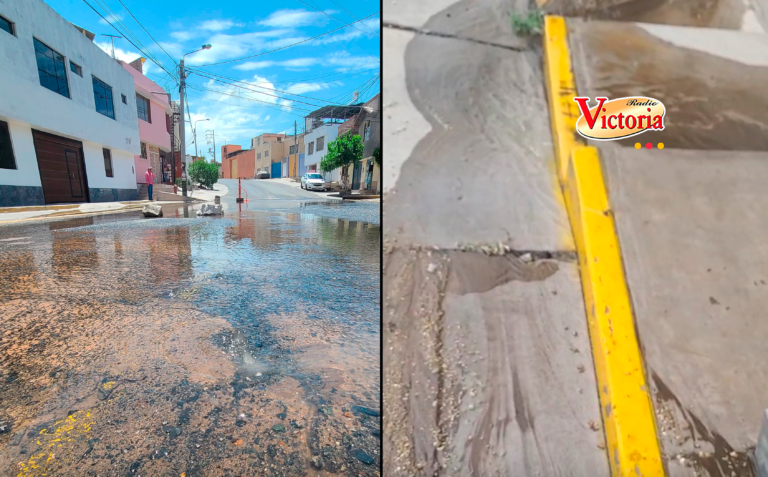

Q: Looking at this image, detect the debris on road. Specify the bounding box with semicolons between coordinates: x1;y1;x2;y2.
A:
142;204;163;217
197;203;223;216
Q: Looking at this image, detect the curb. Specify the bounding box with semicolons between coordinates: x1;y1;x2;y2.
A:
542;15;665;476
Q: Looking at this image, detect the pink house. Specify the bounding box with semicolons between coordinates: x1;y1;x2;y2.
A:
119;58;172;185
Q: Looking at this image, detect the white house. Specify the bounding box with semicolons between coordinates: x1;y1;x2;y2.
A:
0;0;141;207
303;105;361;185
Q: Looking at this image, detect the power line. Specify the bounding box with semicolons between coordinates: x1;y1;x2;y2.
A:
186;84;313;115
189;73;326;108
188;68;362;106
194;11;379;67
326;0;380;35
294;0;375;37
116;0;177;66
83;0;178;79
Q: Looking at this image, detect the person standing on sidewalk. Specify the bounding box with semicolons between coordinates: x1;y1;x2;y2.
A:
145;167;155;200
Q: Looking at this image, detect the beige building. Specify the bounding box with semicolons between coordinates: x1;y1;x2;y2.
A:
251;133;286;174
281;133;304;178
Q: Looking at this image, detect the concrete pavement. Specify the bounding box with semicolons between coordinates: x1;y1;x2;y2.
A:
383;2;610;475
563;17;768;476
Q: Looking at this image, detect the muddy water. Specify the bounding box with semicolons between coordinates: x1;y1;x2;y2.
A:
548;0;757;30
0;201;380;476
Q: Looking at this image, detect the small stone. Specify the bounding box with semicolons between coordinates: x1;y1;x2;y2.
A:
350;405;380;417
311;456;323;469
276;412;286;420
350;448;374;465
163;426;182;439
427;263;437;273
235;419;246;427
272;424;286;433
142;203;163;217
519;253;533;263
197;203;223;216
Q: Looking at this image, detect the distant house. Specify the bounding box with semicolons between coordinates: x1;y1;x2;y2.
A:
119;58;172;186
337;93;380;192
303;105;361;185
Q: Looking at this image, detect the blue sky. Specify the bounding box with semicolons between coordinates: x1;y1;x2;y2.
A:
45;0;381;158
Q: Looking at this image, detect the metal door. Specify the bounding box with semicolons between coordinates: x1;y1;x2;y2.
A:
32;130;88;204
351;161;362;190
271;161;281;179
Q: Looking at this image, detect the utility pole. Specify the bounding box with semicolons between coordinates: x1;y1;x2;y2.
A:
206;130;216;164
294;120;298;177
179;58;187;196
101;34;121;58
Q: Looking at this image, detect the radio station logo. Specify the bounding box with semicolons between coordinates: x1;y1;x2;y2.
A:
573;97;665;141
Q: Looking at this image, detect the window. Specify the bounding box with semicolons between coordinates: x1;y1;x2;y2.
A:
289;145;297;154
364;121;371;141
308;141;314;155
140;142;147;159
121;94;127;104
0;121;17;170
265;150;269;157
136;94;151;122
257;152;261;159
92;75;115;119
317;136;324;151
257;138;260;146
166;113;170;133
0;15;14;36
277;137;281;142
34;38;69;98
70;61;82;77
103;148;113;177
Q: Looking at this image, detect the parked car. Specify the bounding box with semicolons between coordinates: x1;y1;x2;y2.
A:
256;170;270;179
301;172;327;191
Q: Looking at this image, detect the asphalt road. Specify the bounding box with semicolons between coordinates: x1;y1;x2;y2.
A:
219;178;337;201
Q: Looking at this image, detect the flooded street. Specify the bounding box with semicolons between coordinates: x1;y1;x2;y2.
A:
0;188;381;476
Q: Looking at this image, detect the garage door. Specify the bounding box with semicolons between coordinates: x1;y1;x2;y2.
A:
32;130;88;204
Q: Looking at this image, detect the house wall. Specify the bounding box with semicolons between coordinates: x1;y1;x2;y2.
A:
237;149;256;179
304;123;340;183
0;0;140;205
251;133;286;173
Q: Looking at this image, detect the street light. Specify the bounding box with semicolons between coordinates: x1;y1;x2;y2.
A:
193;118;209;157
179;44;212;196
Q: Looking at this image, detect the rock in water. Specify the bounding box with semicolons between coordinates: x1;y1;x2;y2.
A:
142;203;163;217
350;405;380;417
350;448;374;465
197;203;223;216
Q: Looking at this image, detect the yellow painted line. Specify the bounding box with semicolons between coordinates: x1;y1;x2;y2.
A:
543;15;584;182
543;16;665;477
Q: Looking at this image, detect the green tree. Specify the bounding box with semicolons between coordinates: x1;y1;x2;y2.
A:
320;132;364;192
188;160;219;189
373;147;381;167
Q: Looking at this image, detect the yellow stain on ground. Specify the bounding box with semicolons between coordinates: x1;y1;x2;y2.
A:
17;410;93;477
101;381;116;392
543;16;666;477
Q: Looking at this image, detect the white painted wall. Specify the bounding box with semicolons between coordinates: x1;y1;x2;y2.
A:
82;142;136;190
0;120;41;187
0;0;140;160
304;123;340;182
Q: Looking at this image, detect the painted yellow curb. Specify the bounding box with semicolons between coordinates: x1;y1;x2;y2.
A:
543;16;666;477
543;15;584;182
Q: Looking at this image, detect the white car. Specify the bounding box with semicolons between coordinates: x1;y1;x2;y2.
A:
301;173;327;191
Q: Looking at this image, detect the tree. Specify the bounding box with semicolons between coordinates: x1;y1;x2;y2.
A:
188;160;219;189
320;132;364;193
373;147;381;167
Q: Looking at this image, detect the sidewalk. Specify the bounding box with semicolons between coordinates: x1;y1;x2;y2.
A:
0;200;185;225
271;177;380;201
168;182;229;201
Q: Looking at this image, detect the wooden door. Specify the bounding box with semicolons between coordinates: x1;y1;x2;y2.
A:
33;130;88;204
231;158;238;179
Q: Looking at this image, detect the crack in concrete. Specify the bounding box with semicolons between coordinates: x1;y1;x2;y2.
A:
384;242;577;262
383;22;527;52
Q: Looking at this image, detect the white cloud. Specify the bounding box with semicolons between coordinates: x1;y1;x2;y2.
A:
326;52;380;71
184;30;294;66
200;19;240;31
313;16;380;45
233;57;316;71
260;9;326;27
99;13;122;26
285;82;329;95
96;41;153;74
170;31;196;42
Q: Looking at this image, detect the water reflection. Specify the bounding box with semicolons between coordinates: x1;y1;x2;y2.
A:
0;203;381;475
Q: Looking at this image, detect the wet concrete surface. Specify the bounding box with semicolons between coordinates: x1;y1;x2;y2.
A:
568;19;768;152
383;0;609;474
598;143;768;477
545;0;766;31
0;187;380;476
